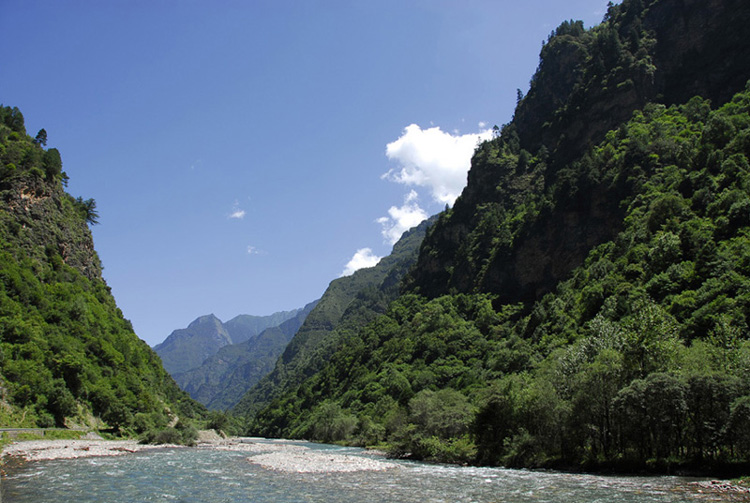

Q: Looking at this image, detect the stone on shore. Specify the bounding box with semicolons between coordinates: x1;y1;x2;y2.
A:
247;448;397;473
1;439;165;462
228;440;398;473
2;436;397;473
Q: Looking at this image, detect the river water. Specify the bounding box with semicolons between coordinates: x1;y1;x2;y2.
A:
1;440;718;502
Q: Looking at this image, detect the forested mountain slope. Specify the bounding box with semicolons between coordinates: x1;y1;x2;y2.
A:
0;106;203;431
408;0;750;304
247;0;750;473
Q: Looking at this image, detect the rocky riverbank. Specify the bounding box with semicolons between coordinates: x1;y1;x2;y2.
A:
689;479;750;498
1;439;169;462
214;439;398;473
1;436;396;473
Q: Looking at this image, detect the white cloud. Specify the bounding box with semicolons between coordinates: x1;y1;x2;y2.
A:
341;248;383;276
246;245;266;256
376;190;428;245
383;124;493;206
229;201;246;220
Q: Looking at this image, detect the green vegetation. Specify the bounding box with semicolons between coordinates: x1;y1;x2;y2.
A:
0;105;205;435
139;420;198;446
247;82;750;471
241;0;750;473
236;0;750;475
3;0;749;476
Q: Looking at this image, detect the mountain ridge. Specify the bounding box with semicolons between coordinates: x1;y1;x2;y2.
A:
175;301;318;410
153;309;301;376
244;0;750;472
407;0;750;305
233;216;437;421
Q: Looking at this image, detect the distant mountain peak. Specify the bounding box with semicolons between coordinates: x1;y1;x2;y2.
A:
154;308;305;377
188;314;222;328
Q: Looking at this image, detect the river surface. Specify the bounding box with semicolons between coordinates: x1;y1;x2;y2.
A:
1;440;719;502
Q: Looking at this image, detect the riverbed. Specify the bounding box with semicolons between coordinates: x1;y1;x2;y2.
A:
0;439;737;502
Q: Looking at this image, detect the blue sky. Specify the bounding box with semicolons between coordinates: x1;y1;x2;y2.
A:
3;0;612;346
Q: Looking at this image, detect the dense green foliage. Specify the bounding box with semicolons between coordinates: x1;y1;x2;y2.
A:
0;106;204;432
139;420;199;446
408;0;750;302
243;0;750;473
249;85;750;471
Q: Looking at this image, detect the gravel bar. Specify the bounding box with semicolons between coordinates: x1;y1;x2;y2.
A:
1;439;173;462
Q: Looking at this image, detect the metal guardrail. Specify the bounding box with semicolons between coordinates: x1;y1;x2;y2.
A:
0;427;91;432
0;427;89;439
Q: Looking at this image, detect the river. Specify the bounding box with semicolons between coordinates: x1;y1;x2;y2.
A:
1;440;720;502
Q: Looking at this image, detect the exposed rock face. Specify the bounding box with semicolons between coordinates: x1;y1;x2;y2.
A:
2;178;101;280
484;191;616;304
408;0;750;305
646;0;750;107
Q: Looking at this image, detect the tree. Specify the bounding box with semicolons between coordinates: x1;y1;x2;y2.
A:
33;128;48;146
409;388;474;439
309;401;356;442
1;106;25;132
76;197;100;225
43;148;62;179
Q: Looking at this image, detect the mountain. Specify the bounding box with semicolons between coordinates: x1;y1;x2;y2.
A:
0;106;203;431
244;0;750;473
154;309;300;375
233;216;437;422
224;310;302;344
174;301;317;410
407;0;750;303
154;315;232;375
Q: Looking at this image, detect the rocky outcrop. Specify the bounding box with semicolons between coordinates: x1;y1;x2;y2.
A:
408;0;750;304
1;178;101;280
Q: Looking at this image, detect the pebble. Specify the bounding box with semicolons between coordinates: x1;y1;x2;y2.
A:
690;480;750;494
213;440;398;473
1;439;168;461
2;437;398;473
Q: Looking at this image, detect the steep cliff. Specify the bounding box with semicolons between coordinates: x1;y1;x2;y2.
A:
0;106;203;430
407;0;750;304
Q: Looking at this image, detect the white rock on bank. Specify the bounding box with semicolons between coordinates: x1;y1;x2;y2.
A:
242;443;398;473
1;439;167;461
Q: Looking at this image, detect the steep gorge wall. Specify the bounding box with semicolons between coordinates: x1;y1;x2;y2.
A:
408;0;750;305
